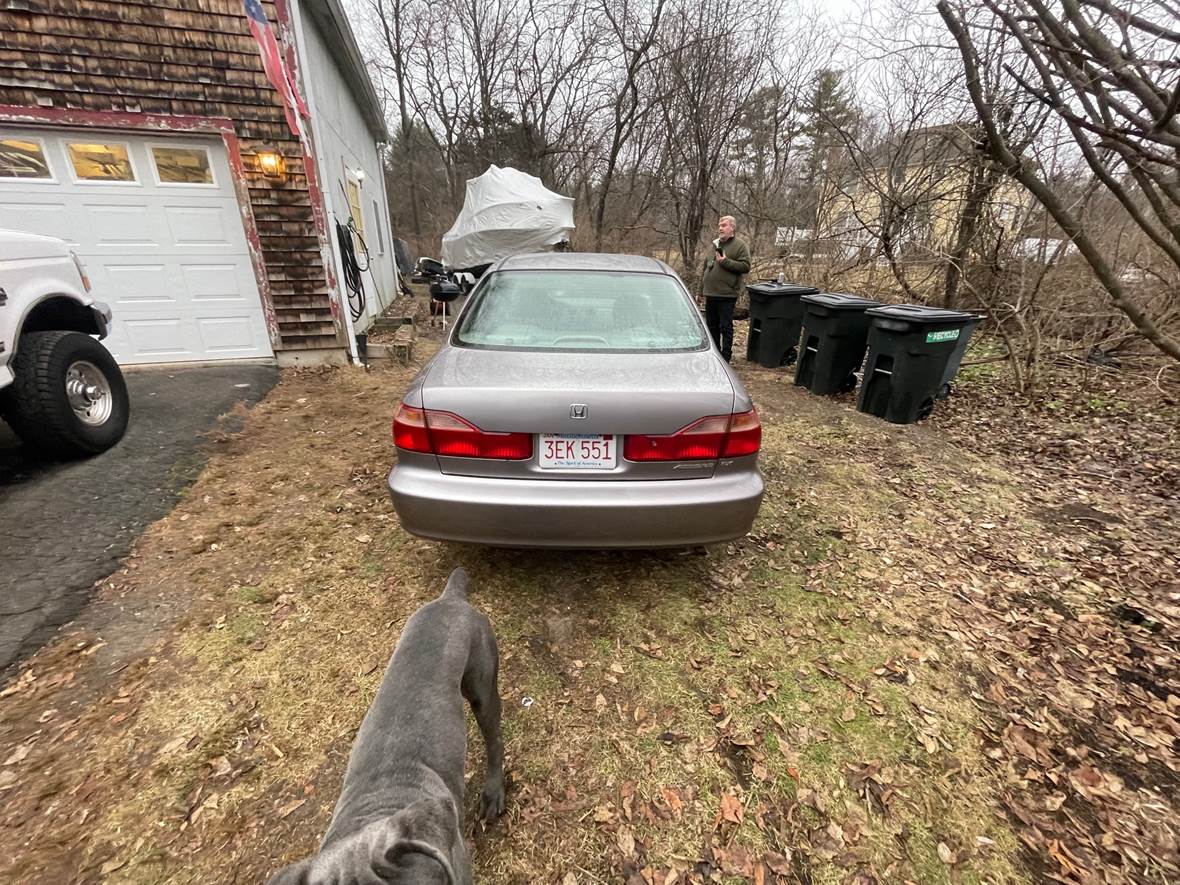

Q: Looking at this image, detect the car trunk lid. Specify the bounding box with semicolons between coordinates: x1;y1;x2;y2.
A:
420;347;736;480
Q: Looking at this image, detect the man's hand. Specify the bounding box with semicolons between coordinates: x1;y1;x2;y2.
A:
715;250;725;262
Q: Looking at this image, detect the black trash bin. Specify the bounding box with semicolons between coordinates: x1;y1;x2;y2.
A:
857;304;978;424
937;313;983;399
745;282;819;368
794;293;882;395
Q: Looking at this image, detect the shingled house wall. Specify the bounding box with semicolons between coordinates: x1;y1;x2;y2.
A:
0;0;344;354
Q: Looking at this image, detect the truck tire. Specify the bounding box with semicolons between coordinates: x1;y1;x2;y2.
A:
1;331;129;457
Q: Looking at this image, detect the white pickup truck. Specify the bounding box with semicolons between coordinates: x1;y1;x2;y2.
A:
0;229;129;457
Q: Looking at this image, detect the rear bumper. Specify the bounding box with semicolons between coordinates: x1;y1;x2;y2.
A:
387;462;764;548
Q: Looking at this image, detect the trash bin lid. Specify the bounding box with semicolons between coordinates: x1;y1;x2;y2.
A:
801;292;882;310
865;304;977;324
747;282;820;297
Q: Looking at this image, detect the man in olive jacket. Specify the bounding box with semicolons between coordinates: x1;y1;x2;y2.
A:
701;215;751;362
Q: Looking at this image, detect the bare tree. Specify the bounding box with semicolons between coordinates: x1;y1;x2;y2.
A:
452;0;522;168
511;0;608;182
940;130;1007;308
591;0;667;251
405;0;478;213
938;0;1180;362
723;21;825;255
370;0;423;237
657;0;783;280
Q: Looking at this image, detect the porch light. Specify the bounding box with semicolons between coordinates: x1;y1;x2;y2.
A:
256;147;286;182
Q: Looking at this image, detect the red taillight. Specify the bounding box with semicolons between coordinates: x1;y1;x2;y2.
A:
425;410;533;459
624;415;729;461
392;403;532;460
623;409;761;462
393;403;432;452
723;408;762;456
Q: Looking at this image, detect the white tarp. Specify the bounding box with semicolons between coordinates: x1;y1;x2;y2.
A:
441;165;575;268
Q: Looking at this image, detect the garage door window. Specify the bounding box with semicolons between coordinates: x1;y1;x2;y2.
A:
68;142;136;183
151;146;214;186
0;137;52;180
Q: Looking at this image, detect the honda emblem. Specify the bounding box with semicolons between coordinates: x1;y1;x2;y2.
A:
570;404;589;419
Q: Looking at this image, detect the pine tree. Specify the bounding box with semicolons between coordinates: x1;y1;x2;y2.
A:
796;69;858;227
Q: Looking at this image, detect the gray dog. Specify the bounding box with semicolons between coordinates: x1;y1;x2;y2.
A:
266;567;505;884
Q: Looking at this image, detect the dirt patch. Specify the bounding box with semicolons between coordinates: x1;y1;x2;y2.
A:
366;282;456;348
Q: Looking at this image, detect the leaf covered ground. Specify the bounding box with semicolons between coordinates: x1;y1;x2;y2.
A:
0;331;1176;884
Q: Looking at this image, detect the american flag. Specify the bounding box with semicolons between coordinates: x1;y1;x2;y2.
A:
243;0;309;138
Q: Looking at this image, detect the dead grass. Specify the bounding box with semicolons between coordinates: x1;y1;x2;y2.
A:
1;342;1118;884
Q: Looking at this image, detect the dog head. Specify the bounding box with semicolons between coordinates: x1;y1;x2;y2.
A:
265;797;461;885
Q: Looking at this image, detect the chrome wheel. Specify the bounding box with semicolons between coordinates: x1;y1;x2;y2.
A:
65;360;113;426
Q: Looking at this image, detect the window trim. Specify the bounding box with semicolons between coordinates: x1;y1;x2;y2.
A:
147;142;218;188
371;197;385;256
344;171;365;235
0;134;56;182
65;139;141;186
342;165;369;259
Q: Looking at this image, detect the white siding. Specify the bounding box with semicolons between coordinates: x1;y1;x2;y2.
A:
297;11;396;332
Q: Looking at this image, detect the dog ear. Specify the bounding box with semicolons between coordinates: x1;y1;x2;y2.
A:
381;839;456;884
263;857;312;885
369;798;459;883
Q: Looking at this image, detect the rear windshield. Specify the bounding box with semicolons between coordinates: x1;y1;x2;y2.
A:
453;270;707;352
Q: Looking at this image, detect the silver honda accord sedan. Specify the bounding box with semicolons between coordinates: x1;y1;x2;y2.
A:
387;252;764;548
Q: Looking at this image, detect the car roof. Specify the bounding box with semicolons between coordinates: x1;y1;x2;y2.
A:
493;252;674;274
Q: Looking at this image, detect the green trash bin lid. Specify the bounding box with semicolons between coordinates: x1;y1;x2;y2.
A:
801;292;881;310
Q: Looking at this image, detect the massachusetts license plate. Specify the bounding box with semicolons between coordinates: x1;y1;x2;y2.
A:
538;434;617;470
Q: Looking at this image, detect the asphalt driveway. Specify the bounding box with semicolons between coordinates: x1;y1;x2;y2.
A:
0;364;278;672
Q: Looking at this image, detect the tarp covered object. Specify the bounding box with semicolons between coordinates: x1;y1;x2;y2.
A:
441;165;575;268
392;237;416;274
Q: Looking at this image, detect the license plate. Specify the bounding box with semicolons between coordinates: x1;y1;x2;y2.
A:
538;434;617;470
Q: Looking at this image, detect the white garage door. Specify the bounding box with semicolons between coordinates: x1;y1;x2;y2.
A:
0;128;274;364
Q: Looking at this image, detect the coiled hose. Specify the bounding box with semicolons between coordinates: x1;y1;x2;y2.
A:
335;219;367;322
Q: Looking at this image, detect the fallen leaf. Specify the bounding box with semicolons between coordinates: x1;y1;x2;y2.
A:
661;787;683;816
100;857;126;875
826;820;845;844
3;744;31;766
720;791;743;824
616;827;636;856
764;850;791;874
159;735;189;757
277;798;305;819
